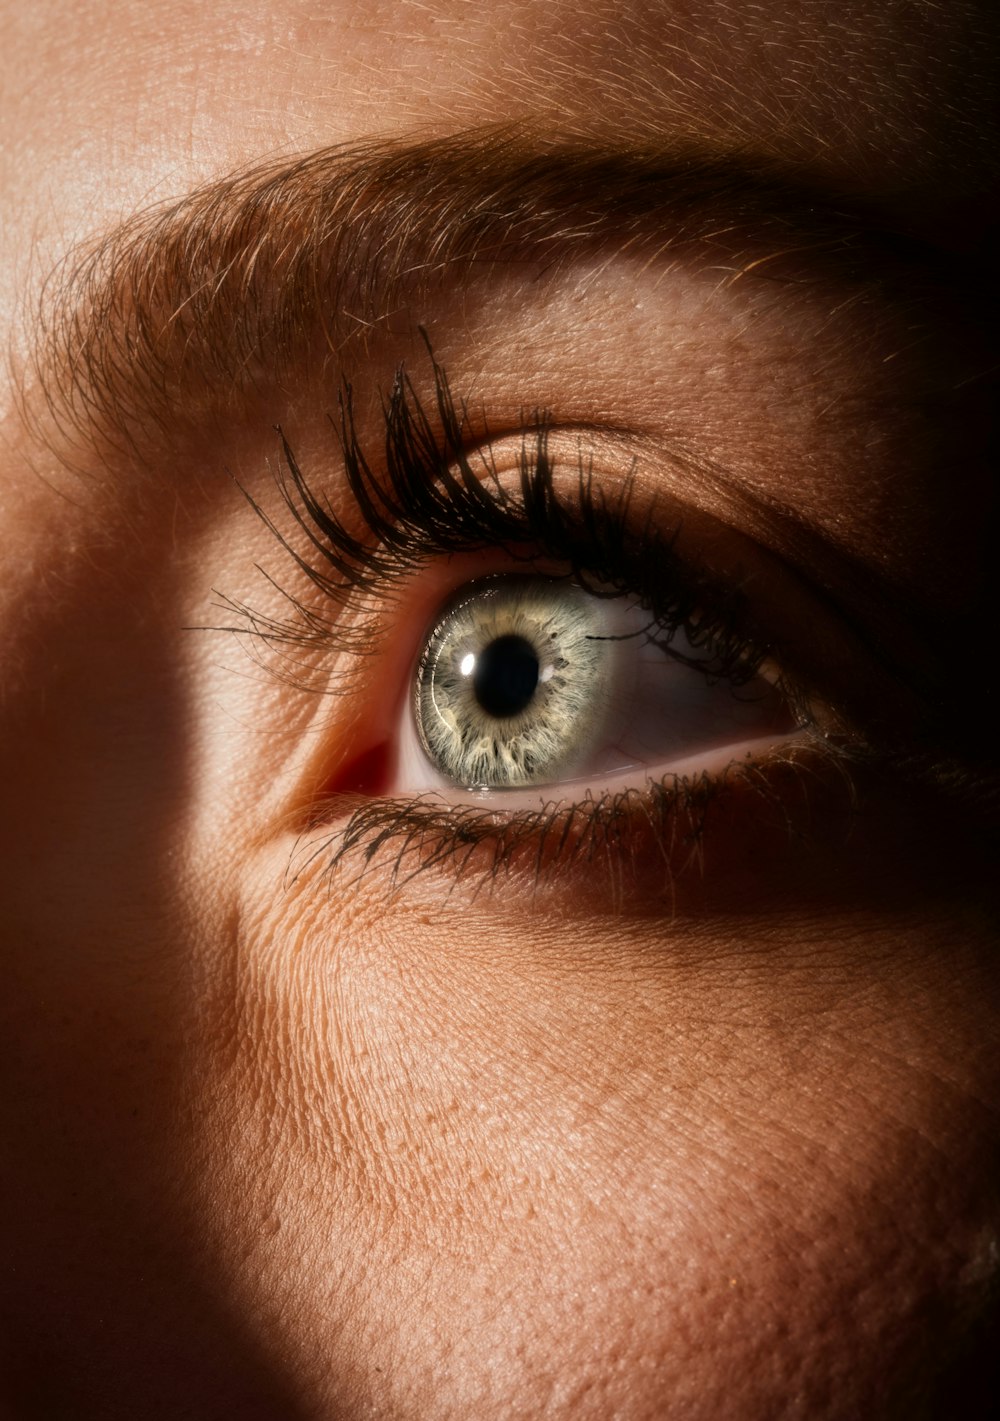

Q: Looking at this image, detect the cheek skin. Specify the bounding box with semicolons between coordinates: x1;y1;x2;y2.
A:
174;840;1000;1419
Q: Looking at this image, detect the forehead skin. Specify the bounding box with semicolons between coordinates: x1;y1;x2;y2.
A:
0;0;994;286
0;3;998;1420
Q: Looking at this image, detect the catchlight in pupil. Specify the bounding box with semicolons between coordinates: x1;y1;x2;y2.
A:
471;635;540;719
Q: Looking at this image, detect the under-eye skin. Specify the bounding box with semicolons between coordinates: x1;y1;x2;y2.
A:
219;349;871;887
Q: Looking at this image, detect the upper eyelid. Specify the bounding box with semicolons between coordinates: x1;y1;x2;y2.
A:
231;361;860;731
257;366;932;723
214;367;776;702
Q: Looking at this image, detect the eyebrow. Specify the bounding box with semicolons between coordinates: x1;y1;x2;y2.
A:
25;127;942;462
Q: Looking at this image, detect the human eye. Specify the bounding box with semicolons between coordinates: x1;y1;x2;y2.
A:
221;342;870;895
400;570;792;798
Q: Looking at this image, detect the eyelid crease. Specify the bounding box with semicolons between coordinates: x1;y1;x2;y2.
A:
227;340;973;769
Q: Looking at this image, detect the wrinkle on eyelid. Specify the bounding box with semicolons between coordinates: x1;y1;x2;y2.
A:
421;249;980;617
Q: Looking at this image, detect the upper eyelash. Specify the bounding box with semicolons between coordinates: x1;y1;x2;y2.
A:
225;340;780;695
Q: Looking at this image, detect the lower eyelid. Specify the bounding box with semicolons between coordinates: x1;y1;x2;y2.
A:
291;730;856;906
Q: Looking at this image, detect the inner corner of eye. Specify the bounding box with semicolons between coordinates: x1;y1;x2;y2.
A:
323;740;395;797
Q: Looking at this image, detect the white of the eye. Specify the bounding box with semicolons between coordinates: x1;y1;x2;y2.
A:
399;580;794;798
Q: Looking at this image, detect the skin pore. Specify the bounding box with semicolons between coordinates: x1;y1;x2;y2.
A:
0;2;997;1417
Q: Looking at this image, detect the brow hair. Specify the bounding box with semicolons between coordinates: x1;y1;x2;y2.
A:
23;126;921;463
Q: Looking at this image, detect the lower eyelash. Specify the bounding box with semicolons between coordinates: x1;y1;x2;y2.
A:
288;740;846;901
295;782;718;902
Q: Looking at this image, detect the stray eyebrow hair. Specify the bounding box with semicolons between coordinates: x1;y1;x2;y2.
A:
23;126;946;461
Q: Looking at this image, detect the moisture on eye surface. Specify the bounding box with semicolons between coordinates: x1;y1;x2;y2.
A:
410;574;797;795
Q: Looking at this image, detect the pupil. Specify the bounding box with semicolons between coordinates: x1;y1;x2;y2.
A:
472;634;540;719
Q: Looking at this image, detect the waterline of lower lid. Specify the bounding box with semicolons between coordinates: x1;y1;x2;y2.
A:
412;732;808;810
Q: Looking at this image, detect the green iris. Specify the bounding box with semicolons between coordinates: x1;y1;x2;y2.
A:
414;577;617;789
